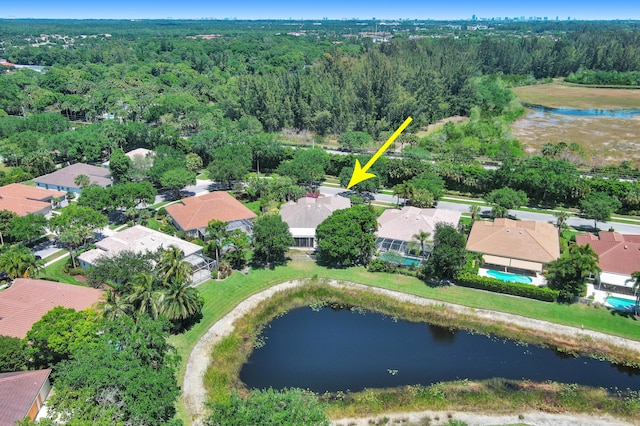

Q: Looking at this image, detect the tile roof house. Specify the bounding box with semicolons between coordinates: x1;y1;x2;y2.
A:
0;369;52;426
280;196;351;248
466;218;560;275
166;191;257;238
78;225;203;268
35;163;112;194
376;207;461;256
0;279;103;339
0;183;66;217
576;232;640;294
103;148;155;168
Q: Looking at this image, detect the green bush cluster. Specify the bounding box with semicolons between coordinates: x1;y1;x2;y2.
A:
367;257;417;277
456;272;559;302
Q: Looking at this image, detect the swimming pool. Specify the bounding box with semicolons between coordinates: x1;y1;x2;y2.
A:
486;269;533;284
605;296;637;312
380;252;421;267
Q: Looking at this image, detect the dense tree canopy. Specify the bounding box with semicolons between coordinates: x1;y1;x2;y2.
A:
423;223;468;280
45;315;180;426
316;205;377;266
579;191;622;231
252;214;294;266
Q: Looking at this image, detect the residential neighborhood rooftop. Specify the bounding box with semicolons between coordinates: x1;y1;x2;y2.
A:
377;207;461;242
0;184;65;216
34;163;111;190
466;218;560;264
280;196;351;229
78;224;202;267
165;191;257;232
0;279;103;339
0;369;51;426
576;231;640;276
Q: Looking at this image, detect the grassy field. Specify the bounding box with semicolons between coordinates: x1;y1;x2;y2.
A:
169;260;640;423
511;81;640;109
511;81;640;166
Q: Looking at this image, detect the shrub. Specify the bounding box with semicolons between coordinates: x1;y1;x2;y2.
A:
456;272;559;302
367;258;397;273
66;267;85;276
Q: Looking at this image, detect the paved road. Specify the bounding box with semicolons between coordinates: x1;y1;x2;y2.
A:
316;184;640;235
147;177;640;236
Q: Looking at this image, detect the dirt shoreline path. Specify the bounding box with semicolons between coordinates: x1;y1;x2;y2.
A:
182;279;640;426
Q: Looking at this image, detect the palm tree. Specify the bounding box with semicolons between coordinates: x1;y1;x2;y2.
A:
631;271;640;317
553;211;571;235
392;182;415;207
226;229;250;270
99;289;132;321
491;205;508;219
159;280;203;322
157;246;191;285
204;220;228;268
74;174;91;189
0;246;42;279
569;243;601;283
59;228;84;269
412;230;431;258
124;272;163;320
469;205;481;222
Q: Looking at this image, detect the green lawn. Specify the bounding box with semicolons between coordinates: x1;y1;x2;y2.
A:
170;260;640;423
42;249;67;263
146;217;163;231
149;200;174;210
40;255;87;286
242;200;261;215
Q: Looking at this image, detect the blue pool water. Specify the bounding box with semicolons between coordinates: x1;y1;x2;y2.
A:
380;252;421;267
606;296;637;312
486;269;533;284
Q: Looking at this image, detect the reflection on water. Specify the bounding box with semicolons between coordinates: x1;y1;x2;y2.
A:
240;307;640;393
524;104;640;118
428;323;456;344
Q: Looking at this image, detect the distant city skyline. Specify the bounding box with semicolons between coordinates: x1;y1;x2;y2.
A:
2;1;640;21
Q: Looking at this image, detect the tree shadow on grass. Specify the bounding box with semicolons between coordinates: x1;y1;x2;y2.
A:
608;307;638;321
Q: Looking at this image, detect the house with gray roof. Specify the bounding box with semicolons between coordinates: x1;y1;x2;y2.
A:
35;163;111;194
376;207;461;256
78;225;213;284
280;196;351;248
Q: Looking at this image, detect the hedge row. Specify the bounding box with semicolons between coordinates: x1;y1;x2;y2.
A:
456;272;559;302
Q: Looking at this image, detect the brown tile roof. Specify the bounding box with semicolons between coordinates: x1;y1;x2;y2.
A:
0;369;51;426
0;279;103;339
466;218;560;264
34;163;111;189
166;191;257;232
377;207;461;242
280;196;351;229
0;184;65;216
576;232;640;275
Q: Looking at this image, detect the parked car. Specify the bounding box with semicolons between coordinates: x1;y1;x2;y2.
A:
337;190;375;201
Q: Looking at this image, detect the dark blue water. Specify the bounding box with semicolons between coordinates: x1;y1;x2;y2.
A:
240;307;640;393
525;104;640;118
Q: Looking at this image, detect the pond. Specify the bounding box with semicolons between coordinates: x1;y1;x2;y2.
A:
240;307;640;393
524;104;640;118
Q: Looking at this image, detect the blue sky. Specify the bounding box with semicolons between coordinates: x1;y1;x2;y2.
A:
2;0;640;20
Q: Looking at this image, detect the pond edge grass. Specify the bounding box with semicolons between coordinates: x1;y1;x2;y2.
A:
203;279;640;423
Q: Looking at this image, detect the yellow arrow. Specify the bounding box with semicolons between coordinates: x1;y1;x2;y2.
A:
347;116;413;189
